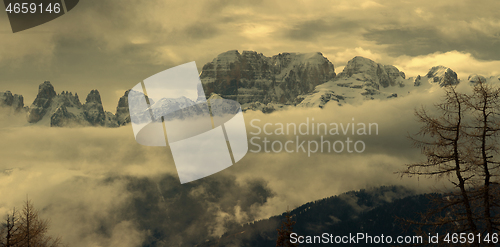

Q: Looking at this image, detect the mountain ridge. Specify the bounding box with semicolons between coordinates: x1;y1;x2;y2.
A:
2;50;500;127
196;185;437;247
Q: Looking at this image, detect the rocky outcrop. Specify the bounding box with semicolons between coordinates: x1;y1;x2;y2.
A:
200;50;336;106
298;57;468;108
115;90;131;126
50;105;77;127
27;81;83;126
413;75;422;86
49;91;84;126
9;53;493;126
83;90;106;126
104;112;119;128
424;66;459;87
1;91;24;112
468;74;487;84
336;56;406;89
24;81;120;127
299;56;410;107
115;89;157;126
27;81;57;122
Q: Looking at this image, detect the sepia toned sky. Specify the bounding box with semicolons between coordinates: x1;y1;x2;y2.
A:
1;1;500;245
1;0;500;110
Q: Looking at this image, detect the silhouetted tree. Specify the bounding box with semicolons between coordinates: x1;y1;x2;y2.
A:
0;200;63;247
464;81;500;244
400;81;500;246
1;208;22;247
276;210;297;247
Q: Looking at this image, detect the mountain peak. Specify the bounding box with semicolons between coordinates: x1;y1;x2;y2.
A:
0;91;24;112
37;81;57;99
27;81;57;123
201;50;335;107
337;56;405;88
425;66;459;87
426;65;448;78
214;50;242;64
468;74;487;84
351;55;375;63
85;89;102;104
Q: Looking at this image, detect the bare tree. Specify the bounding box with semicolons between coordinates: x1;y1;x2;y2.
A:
1;200;63;247
400;85;479;245
18;200;62;247
1;208;23;247
464;81;500;245
400;81;500;246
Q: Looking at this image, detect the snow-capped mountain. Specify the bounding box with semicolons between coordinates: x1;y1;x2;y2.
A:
148;95;209;121
200;50;336;110
1;91;24;113
127;91;213;124
3;50;500;127
26;81;119;127
207;93;242;117
298;56;465;108
119;89;155;125
414;65;459;87
467;74;500;84
298;56;412;107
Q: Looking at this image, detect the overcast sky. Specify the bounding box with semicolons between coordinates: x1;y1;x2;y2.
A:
1;1;500;245
1;0;500;110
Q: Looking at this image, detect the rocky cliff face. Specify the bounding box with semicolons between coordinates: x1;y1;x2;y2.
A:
3;52;494;127
83;90;106;126
413;65;460;88
414;66;459;87
26;81;119;127
297;57;464;108
336;56;406;89
298;56;411;107
200;50;336;107
115;90;131;126
115;89;157;126
1;91;24;112
27;81;57;122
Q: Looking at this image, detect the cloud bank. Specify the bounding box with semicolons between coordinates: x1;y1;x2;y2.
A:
0;82;473;245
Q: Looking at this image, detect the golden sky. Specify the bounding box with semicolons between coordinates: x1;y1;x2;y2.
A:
2;1;500;245
1;0;500;110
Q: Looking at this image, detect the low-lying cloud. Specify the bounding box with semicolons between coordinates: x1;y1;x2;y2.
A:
0;82;485;245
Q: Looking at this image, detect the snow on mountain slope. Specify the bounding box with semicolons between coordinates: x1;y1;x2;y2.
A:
5;52;498;128
200;50;336;107
413;65;459;88
298;56;412;107
298;57;461;108
26;81;119;127
467;74;500;85
148;95;210;121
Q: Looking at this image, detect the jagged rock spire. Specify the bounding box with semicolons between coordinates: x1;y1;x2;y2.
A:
27;81;57;123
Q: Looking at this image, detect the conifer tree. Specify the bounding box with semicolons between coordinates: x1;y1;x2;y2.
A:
276;210;297;247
